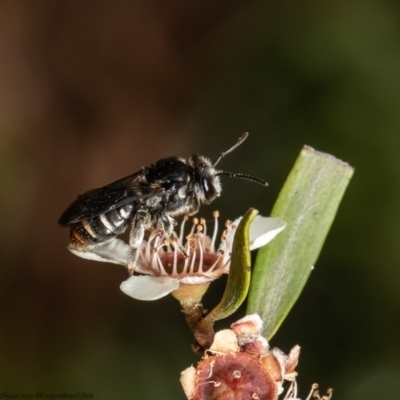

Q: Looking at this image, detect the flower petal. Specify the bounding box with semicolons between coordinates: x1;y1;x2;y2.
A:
249;217;286;250
67;238;129;265
120;275;179;300
180;366;196;400
233;216;286;251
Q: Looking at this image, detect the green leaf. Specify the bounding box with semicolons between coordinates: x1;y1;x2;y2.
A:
201;208;258;325
247;146;354;339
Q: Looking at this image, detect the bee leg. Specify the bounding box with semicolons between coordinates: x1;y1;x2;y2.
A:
157;212;176;236
128;210;150;275
157;213;188;257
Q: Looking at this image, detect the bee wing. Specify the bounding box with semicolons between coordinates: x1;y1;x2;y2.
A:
58;171;147;226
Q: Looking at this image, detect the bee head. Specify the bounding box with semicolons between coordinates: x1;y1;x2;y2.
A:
188;155;222;204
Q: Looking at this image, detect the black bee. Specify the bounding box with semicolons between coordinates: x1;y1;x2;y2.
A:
59;133;267;273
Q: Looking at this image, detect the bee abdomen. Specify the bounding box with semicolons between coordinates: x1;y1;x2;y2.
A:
69;204;134;250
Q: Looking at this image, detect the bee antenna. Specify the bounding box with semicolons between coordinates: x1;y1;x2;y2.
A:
215;171;268;187
213;132;249;167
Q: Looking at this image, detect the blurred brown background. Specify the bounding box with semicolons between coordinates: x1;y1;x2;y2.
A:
1;0;400;398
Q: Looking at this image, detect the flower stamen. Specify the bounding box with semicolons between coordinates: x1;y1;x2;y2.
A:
179;215;188;242
221;229;227;241
197;360;215;380
300;383;333;400
282;380;298;400
200;217;206;232
146;229;160;260
198;236;204;272
133;212;255;280
189;241;197;274
171;238;179;275
190;217;198;236
207;253;221;273
210;210;219;252
155;251;166;275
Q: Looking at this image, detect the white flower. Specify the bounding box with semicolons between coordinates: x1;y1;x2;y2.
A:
68;212;286;301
